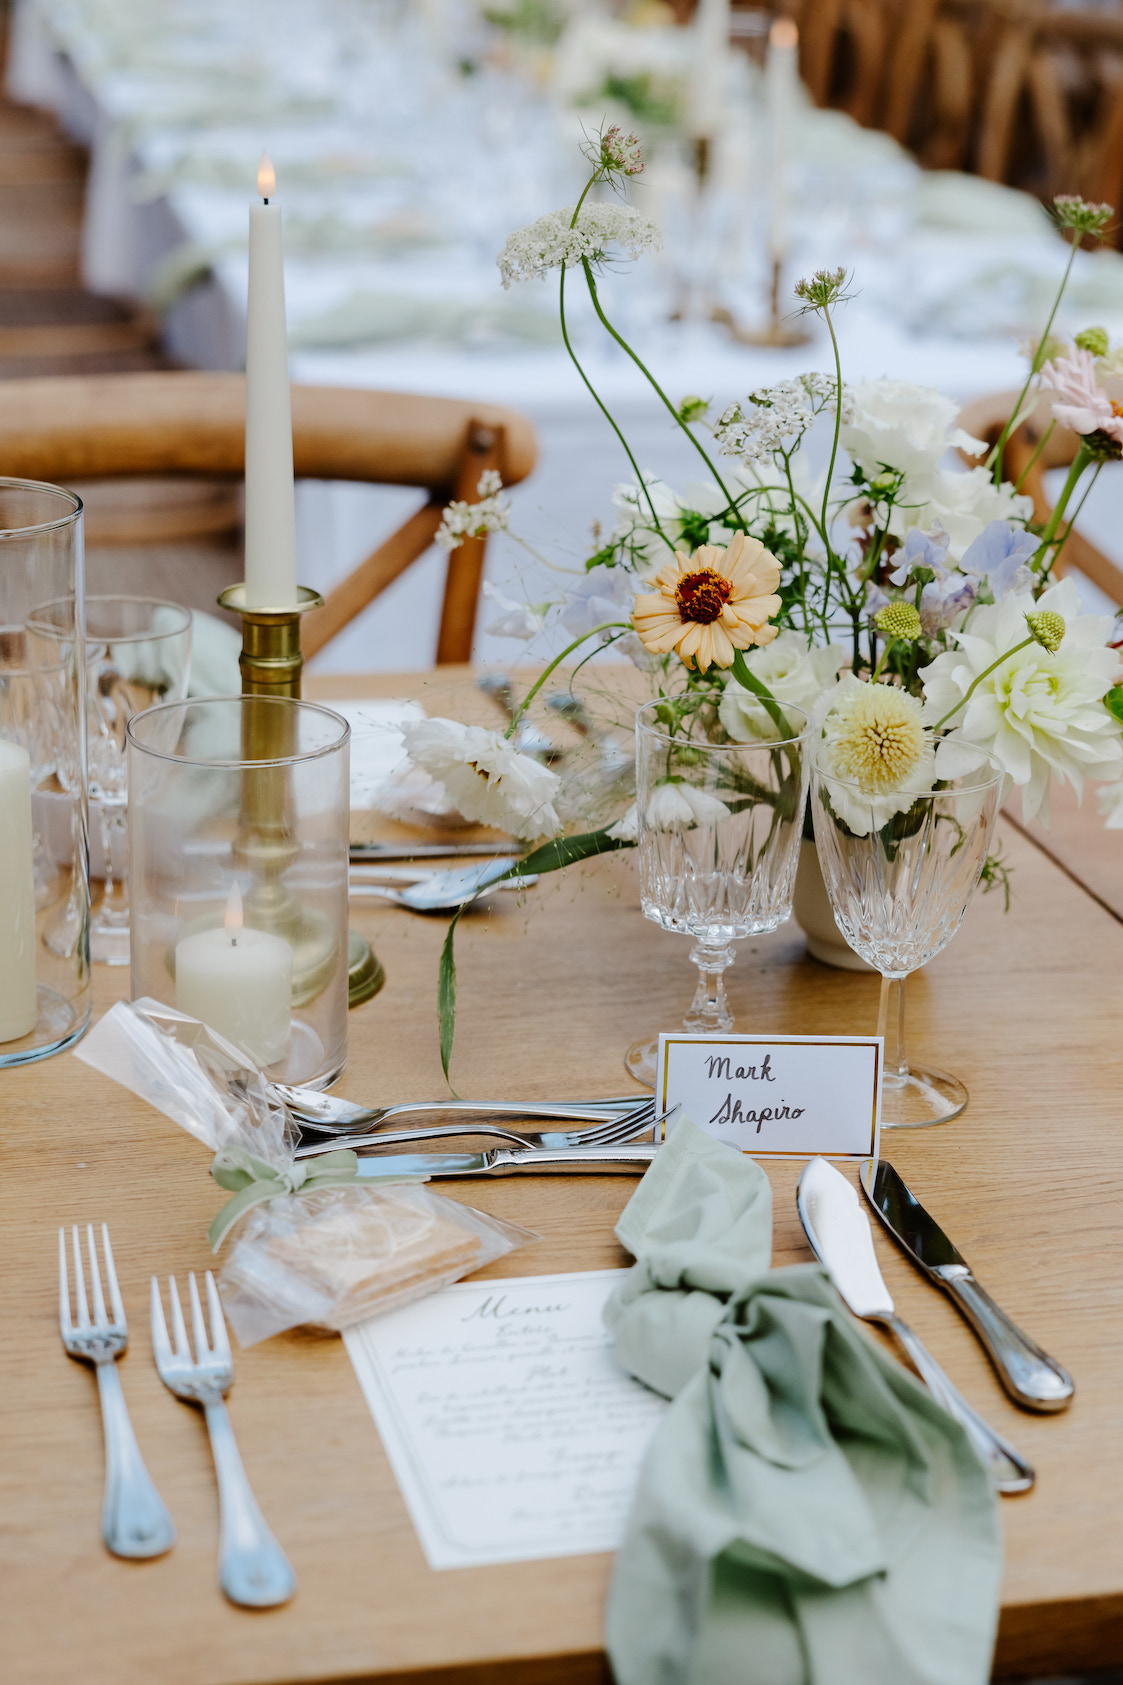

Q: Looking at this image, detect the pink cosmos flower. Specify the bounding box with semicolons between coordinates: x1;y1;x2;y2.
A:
1039;347;1123;443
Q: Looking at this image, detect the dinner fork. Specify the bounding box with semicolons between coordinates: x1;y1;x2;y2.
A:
58;1224;176;1559
150;1271;296;1608
292;1101;667;1160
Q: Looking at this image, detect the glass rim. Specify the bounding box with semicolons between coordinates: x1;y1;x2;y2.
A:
635;696;812;750
126;694;351;768
0;478;82;537
810;743;1006;799
28;593;193;643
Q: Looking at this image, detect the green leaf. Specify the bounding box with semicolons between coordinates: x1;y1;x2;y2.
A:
438;907;463;1093
1105;685;1123;726
517;826;635;876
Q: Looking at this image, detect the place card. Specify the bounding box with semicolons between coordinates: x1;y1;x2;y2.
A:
343;1269;666;1570
657;1033;882;1160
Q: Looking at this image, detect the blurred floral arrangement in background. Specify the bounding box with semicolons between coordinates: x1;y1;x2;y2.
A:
403;132;1123;1075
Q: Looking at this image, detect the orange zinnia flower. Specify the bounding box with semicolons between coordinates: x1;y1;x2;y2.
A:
631;534;782;672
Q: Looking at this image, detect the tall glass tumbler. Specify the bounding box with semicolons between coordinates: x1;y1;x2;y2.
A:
128;696;350;1088
626;699;811;1085
0;480;90;1065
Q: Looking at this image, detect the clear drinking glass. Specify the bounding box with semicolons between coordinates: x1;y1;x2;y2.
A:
29;597;194;965
626;699;812;1085
86;598;192;964
809;752;1005;1128
0;479;90;1064
127;695;350;1089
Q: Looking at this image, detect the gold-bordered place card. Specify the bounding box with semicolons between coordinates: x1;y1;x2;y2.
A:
657;1033;882;1161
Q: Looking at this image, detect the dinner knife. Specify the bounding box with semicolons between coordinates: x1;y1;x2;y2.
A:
797;1157;1034;1495
353;1143;659;1178
860;1158;1073;1413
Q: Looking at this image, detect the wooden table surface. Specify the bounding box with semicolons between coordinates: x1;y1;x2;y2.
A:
5;668;1123;1684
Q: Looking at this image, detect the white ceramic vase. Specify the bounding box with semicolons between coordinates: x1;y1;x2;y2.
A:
791;837;876;972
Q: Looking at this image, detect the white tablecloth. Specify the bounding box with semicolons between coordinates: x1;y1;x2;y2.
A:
10;0;1121;673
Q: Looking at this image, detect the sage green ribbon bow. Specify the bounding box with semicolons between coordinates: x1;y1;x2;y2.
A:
208;1146;361;1251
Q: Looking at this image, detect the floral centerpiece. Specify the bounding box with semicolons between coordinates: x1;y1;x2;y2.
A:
407;132;1123;1076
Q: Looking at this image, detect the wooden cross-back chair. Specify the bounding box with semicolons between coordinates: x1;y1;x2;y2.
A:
976;7;1123;224
0;371;537;664
956;386;1123;606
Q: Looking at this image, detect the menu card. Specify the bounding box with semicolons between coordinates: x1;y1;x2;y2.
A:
343;1270;666;1569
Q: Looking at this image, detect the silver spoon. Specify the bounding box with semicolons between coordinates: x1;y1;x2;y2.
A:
349;859;536;912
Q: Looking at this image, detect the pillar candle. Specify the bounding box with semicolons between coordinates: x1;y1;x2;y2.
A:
767;18;799;264
175;886;293;1068
0;740;38;1042
244;153;298;611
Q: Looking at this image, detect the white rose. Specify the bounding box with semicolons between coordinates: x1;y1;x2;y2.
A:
719;630;846;739
889;465;1034;561
842;378;985;476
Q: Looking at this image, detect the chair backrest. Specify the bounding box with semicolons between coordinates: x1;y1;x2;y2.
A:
0;371;537;663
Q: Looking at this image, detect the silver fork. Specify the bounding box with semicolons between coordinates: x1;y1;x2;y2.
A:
150;1271;296;1608
58;1224;176;1560
292;1101;665;1160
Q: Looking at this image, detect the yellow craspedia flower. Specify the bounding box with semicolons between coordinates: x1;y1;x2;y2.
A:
1025;609;1066;654
874;601;922;642
631;533;782;673
825;679;931;795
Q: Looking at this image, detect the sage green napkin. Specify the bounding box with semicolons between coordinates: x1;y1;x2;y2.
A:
604;1121;1002;1685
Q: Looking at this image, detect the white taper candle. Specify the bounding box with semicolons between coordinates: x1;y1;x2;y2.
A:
244;153;298;610
767;19;799;264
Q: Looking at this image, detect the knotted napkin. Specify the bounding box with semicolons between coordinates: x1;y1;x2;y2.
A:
604;1121;1002;1685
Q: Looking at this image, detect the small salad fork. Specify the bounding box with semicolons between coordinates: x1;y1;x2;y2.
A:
58;1223;176;1559
150;1271;296;1608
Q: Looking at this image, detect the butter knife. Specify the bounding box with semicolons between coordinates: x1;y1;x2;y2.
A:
860;1158;1073;1413
797;1157;1034;1495
354;1143;659;1178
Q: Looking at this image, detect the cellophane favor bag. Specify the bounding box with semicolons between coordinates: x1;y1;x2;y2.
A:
76;999;536;1345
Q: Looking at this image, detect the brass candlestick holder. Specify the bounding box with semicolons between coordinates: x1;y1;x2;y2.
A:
217;582;383;1009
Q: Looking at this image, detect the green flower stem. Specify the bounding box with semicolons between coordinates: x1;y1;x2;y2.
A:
1032;442;1092;568
1014;419;1055;493
580;257;737;509
729;650;791;736
930;634;1036;732
559;263;666;538
819;303;846;543
1039;458;1102;583
987;233;1079;483
503;620;629;739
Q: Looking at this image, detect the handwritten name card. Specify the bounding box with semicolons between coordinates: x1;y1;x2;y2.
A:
343;1270;666;1569
658;1033;882;1159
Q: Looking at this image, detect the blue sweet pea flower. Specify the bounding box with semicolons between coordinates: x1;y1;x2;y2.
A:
959;521;1038;601
888;525;950;587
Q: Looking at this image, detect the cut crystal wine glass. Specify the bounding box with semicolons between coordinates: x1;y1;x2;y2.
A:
809;750;1004;1128
625;698;811;1086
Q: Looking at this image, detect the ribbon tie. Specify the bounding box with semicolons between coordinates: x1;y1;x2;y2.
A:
208;1145;361;1251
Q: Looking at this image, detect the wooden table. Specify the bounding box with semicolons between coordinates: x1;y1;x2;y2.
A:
5;667;1123;1684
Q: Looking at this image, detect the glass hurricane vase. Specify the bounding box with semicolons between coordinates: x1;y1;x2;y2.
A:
625;698;811;1086
809;751;1005;1128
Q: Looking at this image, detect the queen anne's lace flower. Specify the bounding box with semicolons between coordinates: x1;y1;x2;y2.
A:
401;718;562;840
920;577;1123;823
497;203;661;289
715;375;852;465
435;473;511;551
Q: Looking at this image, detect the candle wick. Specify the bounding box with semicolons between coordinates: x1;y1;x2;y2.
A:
262;197;270;206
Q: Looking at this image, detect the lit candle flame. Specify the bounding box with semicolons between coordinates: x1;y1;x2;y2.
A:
257;152;276;200
225;883;244;940
770;17;798;48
